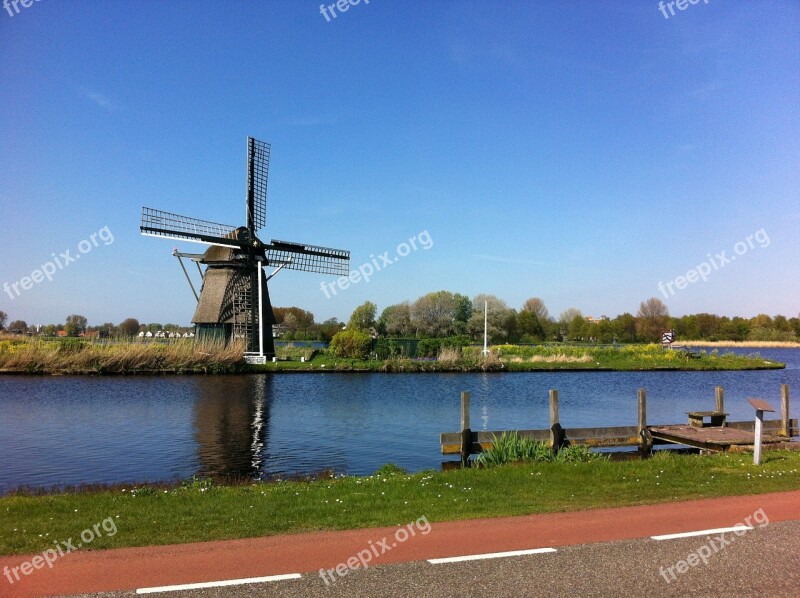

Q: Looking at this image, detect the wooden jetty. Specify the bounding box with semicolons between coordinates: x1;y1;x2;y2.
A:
440;384;797;461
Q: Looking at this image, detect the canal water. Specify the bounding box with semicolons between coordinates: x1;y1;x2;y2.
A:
1;348;797;493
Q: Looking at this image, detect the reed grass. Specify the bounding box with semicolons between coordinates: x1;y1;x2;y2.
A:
0;338;245;374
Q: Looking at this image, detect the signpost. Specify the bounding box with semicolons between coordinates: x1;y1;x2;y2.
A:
661;329;675;347
748;398;776;465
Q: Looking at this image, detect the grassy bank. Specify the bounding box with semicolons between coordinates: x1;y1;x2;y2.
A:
0;338;245;374
258;343;783;372
680;340;800;348
2;451;799;556
0;339;783;374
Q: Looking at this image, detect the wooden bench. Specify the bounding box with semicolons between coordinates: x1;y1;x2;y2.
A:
687;411;728;427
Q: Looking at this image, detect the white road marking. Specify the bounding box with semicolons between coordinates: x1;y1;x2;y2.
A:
136;573;302;594
427;547;557;564
651;525;752;541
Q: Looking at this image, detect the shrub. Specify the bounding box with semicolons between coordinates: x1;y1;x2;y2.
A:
329;329;372;359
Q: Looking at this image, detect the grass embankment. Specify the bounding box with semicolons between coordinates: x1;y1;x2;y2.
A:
259;344;783;372
0;339;783;374
0;338;245;374
2;451;799;556
680;340;800;348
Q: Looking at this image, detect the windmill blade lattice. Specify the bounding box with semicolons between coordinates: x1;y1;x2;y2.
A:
141;207;240;247
246;137;270;233
267;240;350;276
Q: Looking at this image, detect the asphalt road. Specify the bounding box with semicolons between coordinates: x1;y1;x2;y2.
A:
68;519;800;598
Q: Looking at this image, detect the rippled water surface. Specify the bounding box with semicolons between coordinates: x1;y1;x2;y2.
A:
1;348;797;492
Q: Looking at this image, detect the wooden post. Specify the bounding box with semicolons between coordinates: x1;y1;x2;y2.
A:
637;388;647;436
781;384;790;437
754;409;764;466
715;386;724;413
549;389;564;453
460;391;471;466
638;388;651;457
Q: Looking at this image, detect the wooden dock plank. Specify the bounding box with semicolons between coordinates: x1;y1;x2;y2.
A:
649;424;784;450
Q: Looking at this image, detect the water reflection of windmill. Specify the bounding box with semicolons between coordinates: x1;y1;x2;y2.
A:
193;377;272;479
140;137;350;360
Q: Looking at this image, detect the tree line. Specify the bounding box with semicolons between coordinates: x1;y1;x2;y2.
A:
338;292;800;344
3;294;798;344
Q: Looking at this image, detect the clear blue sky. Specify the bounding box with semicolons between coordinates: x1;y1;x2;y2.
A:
1;0;798;328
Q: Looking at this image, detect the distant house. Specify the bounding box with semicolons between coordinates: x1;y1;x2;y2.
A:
56;330;67;337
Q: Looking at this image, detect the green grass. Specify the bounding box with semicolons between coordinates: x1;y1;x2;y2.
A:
2;451;799;556
256;344;782;373
0;339;782;374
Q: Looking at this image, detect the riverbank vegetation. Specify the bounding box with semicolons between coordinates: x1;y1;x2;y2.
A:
259;343;782;372
0;337;244;374
2;450;799;556
0;338;782;374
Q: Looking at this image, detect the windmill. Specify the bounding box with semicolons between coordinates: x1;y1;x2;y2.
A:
140;137;349;361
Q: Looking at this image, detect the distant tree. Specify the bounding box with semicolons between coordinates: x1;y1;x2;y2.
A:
612;313;637;343
790;317;800;338
567;314;590;341
8;320;27;334
772;315;791;333
695;313;722;339
635;298;670;341
64;315;88;337
559;308;582;325
41;324;57;336
282;312;300;332
348;301;377;331
99;322;116;335
467;294;514;343
315;317;343;342
146;322;163;334
377;303;412;337
452;293;473;334
0;310;7;330
118;318;140;337
522;297;549;323
273;307;315;330
750;314;773;329
410;291;458;337
517;310;545;341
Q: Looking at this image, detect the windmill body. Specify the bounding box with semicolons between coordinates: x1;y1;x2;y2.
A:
140;137;349;359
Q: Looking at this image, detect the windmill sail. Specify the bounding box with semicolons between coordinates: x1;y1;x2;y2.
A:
246;137;270;233
141;207;242;248
267;240;350;276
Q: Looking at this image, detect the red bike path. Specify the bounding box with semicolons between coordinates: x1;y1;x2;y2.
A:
3;490;799;597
